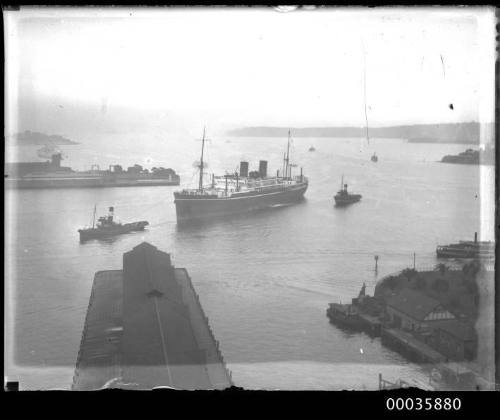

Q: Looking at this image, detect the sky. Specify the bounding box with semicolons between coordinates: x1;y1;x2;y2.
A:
4;6;497;132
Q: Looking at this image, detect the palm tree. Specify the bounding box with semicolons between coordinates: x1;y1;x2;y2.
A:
434;263;449;276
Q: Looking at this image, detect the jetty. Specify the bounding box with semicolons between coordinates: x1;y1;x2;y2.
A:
381;328;447;364
327;283;383;336
326;263;491;390
72;242;233;390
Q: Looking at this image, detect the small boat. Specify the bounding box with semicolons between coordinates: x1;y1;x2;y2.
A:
326;303;364;330
371;152;378;162
436;232;495;259
78;206;149;241
309;145;316;152
334;176;362;206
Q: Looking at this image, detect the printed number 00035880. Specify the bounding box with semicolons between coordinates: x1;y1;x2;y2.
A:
386;397;461;411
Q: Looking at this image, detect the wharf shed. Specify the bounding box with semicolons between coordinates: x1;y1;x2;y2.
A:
430;320;477;361
385;289;455;332
72;242;233;390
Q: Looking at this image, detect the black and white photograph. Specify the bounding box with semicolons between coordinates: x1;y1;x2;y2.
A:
3;5;497;396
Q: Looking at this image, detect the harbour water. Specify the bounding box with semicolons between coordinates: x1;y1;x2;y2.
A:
5;135;494;390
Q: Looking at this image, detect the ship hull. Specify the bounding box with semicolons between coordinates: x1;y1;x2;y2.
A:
436;248;495;259
334;196;362;206
79;222;148;241
6;176;180;189
174;183;308;222
326;307;364;330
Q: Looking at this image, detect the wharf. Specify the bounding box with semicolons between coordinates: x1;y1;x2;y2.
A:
357;313;382;336
378;373;410;390
435;362;476;389
72;242;233;390
381;328;447;364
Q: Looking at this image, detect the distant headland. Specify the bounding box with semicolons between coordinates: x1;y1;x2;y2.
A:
7;130;80;146
227;122;493;145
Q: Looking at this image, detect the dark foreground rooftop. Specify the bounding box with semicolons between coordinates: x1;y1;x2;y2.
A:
72;242;233;390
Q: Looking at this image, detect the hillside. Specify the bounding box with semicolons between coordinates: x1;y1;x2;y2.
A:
8;130;79;146
227;122;494;144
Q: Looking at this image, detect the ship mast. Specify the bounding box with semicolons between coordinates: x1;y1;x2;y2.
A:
92;204;96;228
286;129;291;179
198;127;206;192
363;46;370;145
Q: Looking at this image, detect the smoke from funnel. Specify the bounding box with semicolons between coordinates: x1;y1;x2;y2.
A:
37;145;61;159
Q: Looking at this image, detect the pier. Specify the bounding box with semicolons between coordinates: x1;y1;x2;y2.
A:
357;313;382;336
72;242;233;390
381;328;446;364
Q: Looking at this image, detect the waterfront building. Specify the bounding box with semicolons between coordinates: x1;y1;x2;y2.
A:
72;242;233;390
385;289;456;332
430;320;477;361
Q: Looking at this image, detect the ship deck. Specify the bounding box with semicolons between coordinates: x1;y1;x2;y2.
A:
176;176;308;199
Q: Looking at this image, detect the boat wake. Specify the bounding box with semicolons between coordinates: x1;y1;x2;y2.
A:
269;203;292;208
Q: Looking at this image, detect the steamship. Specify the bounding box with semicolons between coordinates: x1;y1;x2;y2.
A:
436;232;495;259
173;129;308;222
5;153;180;189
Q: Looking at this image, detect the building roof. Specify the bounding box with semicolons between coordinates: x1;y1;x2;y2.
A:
434;320;477;342
385;288;443;321
73;242;232;390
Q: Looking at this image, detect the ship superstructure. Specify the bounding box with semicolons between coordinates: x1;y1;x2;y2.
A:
5;153;180;189
436;232;495;259
174;129;308;222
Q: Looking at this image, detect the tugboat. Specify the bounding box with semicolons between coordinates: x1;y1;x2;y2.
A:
78;206;149;241
309;145;316;152
334;176;362;206
371;152;378;162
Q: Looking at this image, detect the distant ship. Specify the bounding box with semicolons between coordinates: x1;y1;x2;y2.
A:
436;232;495;259
334;176;362;206
309;145;316;152
174;128;308;222
78;206;148;241
441;146;494;165
5;153;180;189
371;152;378;162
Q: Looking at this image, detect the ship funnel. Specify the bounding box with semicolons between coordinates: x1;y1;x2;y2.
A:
239;161;249;177
259;160;268;178
51;153;62;168
108;206;114;223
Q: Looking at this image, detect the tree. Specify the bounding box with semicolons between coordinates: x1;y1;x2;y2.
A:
384;275;399;291
402;268;418;279
415;276;427;291
432;277;449;293
434;263;449;276
462;260;481;278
